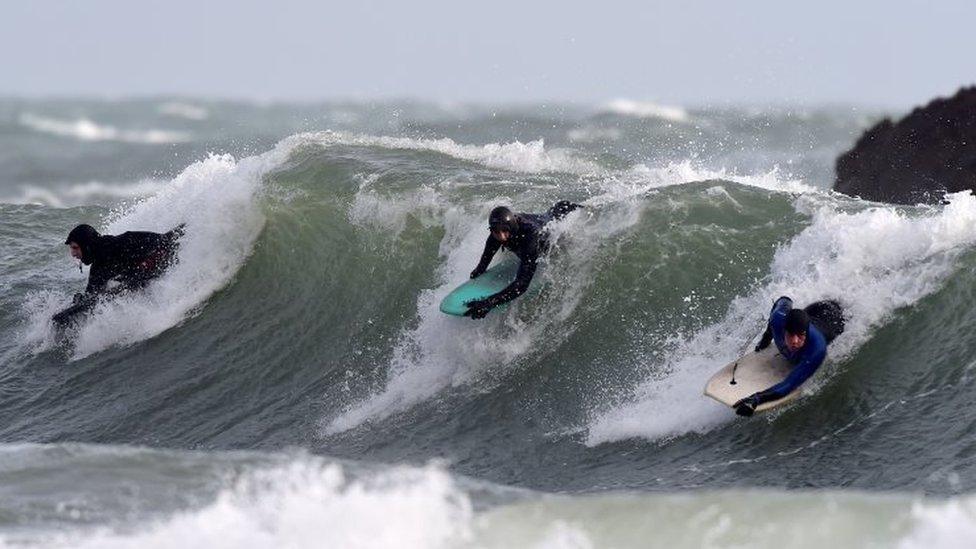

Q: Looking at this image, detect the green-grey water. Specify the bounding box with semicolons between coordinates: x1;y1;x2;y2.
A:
1;98;974;547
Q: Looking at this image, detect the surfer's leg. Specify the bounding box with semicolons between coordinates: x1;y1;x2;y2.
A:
805;300;845;343
548;200;582;220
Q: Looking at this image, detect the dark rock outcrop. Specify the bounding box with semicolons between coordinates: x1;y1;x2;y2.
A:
834;86;976;204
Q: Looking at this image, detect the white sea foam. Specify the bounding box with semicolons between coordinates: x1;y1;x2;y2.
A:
157;102;209;121
900;497;976;548
586;191;976;444
589;162;814;206
19;113;191;144
33;460;473;549
348;176;449;238
600;99;691;123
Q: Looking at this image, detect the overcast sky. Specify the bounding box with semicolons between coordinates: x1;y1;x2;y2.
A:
3;0;974;107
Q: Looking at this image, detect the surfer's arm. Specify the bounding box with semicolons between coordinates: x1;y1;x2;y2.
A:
471;237;501;278
771;296;793;318
753;297;791;351
85;264;111;295
485;256;537;306
755;324;773;352
482;233;543;307
755;346;826;403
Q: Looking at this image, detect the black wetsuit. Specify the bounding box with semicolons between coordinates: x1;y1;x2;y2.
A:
53;224;184;326
83;229;183;295
467;201;581;315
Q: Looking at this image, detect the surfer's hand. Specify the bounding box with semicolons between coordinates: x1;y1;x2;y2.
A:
734;395;760;417
464;299;492;319
470;268;485;279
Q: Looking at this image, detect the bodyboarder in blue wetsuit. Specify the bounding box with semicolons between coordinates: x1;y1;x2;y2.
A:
733;296;845;416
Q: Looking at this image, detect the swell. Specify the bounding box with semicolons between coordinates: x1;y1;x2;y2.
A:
4;133;976;496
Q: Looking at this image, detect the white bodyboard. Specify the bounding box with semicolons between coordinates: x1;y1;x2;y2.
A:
704;346;799;412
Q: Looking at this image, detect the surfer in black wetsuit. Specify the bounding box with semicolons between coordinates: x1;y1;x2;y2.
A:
464;200;582;319
53;223;185;326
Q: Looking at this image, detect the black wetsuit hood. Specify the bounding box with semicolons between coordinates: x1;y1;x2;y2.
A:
65;224;101;265
488;206;519;235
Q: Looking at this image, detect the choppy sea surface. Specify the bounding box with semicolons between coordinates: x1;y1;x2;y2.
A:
2;97;975;547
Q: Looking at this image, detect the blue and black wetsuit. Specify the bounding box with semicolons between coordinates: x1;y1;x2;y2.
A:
752;297;828;403
746;296;844;407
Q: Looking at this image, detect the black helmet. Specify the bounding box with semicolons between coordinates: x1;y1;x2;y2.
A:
488;206;518;234
784;309;810;335
65;224;100;265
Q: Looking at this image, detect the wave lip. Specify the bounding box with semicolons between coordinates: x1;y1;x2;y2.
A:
299;131;604;175
19;113;192;144
600;99;691;123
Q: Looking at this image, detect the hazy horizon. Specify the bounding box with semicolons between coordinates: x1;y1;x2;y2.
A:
3;1;975;110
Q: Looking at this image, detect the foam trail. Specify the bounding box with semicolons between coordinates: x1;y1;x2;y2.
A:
19;113;191;144
586;191;976;444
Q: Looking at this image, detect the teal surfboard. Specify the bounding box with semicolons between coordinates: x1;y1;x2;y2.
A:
439;259;522;316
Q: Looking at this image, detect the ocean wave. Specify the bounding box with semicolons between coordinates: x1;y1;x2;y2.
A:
326;159;816;434
21;139;301;358
592;162;814;205
585;191;976;444
2;445;974;549
25;456;474;549
0;180;167;208
19;113;191;144
600;99;691;123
